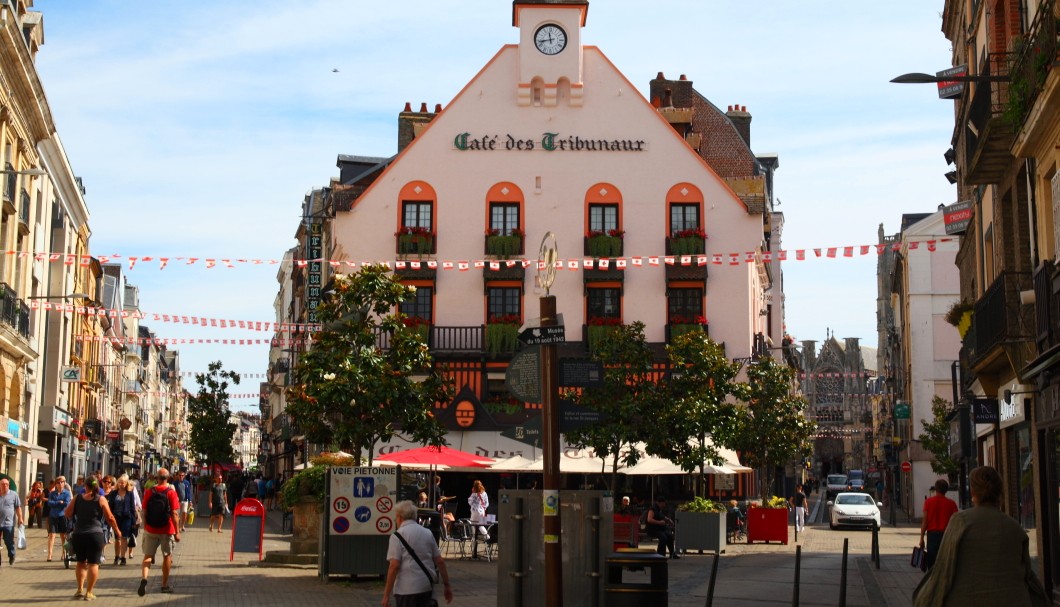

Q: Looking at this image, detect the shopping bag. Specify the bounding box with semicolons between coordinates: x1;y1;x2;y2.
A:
16;524;26;550
187;507;195;526
910;546;926;571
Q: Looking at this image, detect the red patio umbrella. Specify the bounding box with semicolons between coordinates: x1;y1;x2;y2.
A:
375;445;495;469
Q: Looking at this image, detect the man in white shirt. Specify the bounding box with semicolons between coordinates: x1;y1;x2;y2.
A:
382;500;453;606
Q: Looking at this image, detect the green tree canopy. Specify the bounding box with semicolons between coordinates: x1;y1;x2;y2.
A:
727;356;816;499
648;331;742;494
565;321;659;491
285;265;453;465
917;395;959;480
187;361;238;466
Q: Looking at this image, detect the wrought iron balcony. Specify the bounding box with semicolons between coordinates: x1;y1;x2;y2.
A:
373;324;486;355
964;52;1015;184
966;271;1035;370
1004;0;1058;134
0;282;31;339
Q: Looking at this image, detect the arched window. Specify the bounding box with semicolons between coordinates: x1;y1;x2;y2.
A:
665;183;705;255
396;181;437;255
484;182;524;256
584;183;623;257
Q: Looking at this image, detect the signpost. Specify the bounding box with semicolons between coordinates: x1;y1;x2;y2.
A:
901;461;912;473
519;324;565;346
559;359;604;388
501;415;542;447
894;403;911;420
559;399;604;432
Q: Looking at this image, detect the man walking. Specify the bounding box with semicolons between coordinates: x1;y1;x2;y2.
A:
646;495;679;559
919;478;958;570
789;484;810;533
0;478;24;566
382;500;453;606
173;470;192;532
138;468;181;596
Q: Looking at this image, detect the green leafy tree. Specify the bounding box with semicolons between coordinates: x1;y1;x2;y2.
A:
728;356;816;499
187;361;238;467
918;395;959;480
285;265;453;465
649;332;742;495
565;321;659;491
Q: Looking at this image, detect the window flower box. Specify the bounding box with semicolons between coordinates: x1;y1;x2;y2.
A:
587;317;623;352
485;229;524;258
485;316;520;355
396;227;435;255
402;316;430;342
585;229;624;258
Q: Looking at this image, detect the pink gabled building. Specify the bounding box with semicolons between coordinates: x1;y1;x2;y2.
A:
326;0;785;457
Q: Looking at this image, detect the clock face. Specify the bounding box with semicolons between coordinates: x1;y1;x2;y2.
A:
534;24;567;56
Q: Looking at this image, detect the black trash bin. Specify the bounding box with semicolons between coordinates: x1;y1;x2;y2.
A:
604;552;668;607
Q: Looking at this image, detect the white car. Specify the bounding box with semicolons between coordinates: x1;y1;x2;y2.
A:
828;492;882;530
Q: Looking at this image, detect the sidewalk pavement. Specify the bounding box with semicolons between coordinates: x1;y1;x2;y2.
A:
3;506;927;606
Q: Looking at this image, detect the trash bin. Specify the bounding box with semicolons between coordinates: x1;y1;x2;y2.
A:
604;552;668;607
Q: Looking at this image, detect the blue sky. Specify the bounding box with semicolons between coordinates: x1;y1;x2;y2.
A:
32;1;956;410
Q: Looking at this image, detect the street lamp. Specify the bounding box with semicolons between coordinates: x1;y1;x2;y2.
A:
890;72;1009;84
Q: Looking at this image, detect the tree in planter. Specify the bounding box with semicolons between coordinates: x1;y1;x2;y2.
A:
648;331;741;496
565;321;659;492
285;265;454;465
727;356;816;500
187;361;238;469
917;395;960;481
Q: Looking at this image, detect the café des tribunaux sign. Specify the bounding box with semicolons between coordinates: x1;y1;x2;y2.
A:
454;132;646;152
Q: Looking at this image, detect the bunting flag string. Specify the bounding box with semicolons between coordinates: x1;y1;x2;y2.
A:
798;371;875;379
125;390;268;399
180;371;269;379
28;300;320;334
75;335;306;347
4;239;956;271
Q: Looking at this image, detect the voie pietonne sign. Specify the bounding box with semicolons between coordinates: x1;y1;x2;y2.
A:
329;467;399;536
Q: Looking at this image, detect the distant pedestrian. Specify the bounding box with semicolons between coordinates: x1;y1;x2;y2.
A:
913;467;1048;606
108;475;138;565
137;468;181;596
209;474;228;532
64;477;122;600
919;479;958;570
789;484;810;533
0;477;24;566
46;476;71;561
467;480;489;547
26;480;45;528
646;495;679;559
382;500;453;607
173;470;192;532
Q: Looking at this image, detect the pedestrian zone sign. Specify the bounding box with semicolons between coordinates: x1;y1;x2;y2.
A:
329;467;398;536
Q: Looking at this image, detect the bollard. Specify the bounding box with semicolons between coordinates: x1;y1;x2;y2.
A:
792;545;801;607
705;550;720;607
839;537;848;607
872;524;880;569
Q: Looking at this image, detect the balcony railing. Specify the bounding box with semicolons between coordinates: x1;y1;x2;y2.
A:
665;323;709;341
0;282;31;339
395;231;435;255
2;165;14;203
18;189;30;231
666;235;706;256
964;52;1015;184
373;325;485;353
584;235;623;258
1004;0;1058;132
967;271;1034;368
1033;262;1060;352
485;233;524;258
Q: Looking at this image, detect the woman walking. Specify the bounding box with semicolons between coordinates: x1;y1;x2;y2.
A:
209;474;227;532
64;477;121;600
26;480;45;529
107;475;137;565
45;476;71;562
468;480;489;557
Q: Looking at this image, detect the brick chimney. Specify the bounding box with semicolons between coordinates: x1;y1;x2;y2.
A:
397;102;440;152
649;72;694;108
726;104;751;148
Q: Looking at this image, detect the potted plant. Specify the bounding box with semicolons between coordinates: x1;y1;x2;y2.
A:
674;496;728;553
485;228;523;258
668;227;707;255
402;315;430;342
279;452;355;555
746;496;789;545
944;299;974;339
668;314;708;340
396;226;434;254
485;314;520;355
586;229;623;258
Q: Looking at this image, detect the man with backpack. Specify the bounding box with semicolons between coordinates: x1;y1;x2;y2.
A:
137;468;181;596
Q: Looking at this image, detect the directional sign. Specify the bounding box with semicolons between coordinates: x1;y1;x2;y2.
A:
894;403;911;420
505;346;541;403
519;325;565;346
559;359;605;388
501;415;542;447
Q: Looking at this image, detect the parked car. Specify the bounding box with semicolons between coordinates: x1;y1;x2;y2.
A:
825;474;848;499
828;492;882;530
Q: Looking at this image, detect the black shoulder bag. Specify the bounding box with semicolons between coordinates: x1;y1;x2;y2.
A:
394;531;439;606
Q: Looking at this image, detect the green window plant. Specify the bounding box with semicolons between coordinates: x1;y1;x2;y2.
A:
677;496;727;513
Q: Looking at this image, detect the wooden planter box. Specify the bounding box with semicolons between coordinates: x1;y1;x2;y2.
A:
675;511;727;553
746;507;788;545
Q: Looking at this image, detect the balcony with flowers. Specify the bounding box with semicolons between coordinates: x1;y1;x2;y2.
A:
395;226;435;255
584;228;624;258
485;227;524;259
485;314;521;356
666;227;707;255
585;316;623;353
402;315;431;343
666;314;709;341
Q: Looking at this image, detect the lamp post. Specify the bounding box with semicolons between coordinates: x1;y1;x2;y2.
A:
890;72;1009;84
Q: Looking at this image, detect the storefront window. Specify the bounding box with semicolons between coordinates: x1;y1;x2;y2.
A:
1017;426;1035;529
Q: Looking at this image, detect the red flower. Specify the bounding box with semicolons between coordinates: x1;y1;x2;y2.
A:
672;227;707;239
485;227;500;236
588;317;622;326
607;228;625;238
403;316;429;327
488;314;520;325
509;227;525;237
586;229;606;238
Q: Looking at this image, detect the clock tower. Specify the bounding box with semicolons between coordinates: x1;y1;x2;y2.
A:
513;0;588;107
